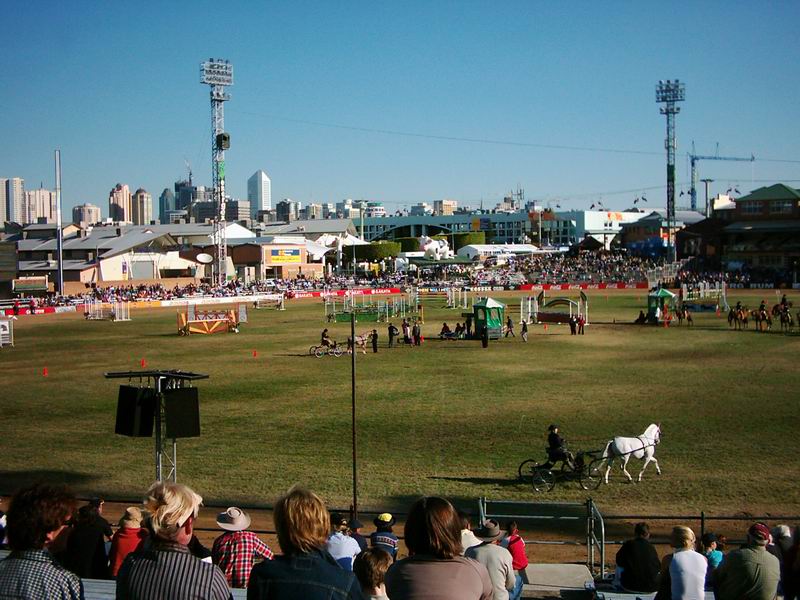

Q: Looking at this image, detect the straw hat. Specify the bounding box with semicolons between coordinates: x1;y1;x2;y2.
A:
216;507;251;532
120;507;144;529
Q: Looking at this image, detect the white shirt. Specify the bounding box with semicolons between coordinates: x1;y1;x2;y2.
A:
325;531;361;570
670;549;707;600
461;529;483;555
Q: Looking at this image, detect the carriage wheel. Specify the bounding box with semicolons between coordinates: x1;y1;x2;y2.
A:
531;468;555;492
517;459;538;481
309;346;318;356
332;346;344;357
580;462;604;490
314;347;326;358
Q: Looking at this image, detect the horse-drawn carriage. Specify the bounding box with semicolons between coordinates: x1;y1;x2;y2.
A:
517;449;605;492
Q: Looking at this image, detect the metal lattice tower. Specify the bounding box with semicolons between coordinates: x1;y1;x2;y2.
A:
200;59;233;286
656;79;685;262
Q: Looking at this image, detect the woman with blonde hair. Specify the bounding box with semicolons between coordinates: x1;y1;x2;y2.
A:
248;487;364;599
656;526;707;600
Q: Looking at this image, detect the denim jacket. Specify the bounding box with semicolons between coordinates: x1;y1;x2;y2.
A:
247;548;365;600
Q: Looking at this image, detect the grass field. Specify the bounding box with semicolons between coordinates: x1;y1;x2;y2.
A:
1;289;798;517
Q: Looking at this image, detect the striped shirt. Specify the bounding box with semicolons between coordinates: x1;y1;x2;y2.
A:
0;549;83;600
116;540;231;600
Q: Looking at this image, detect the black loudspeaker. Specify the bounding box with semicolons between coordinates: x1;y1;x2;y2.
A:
216;132;230;150
164;387;201;438
115;386;156;437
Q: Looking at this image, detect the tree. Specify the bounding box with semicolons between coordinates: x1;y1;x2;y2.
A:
347;241;402;263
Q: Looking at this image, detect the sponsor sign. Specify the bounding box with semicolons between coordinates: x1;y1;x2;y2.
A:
291;288;403;299
518;282;649;291
270;248;301;264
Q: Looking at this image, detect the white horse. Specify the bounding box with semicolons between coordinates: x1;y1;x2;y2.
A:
601;423;662;484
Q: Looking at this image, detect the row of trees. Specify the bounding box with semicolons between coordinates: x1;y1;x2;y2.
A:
345;232;487;263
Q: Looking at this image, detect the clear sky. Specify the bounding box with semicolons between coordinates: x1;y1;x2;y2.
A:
3;1;799;216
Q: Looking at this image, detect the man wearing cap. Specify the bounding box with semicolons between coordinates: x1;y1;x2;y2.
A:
212;506;273;589
370;514;398;560
547;424;575;470
109;507;149;578
465;519;515;600
349;519;368;553
715;523;780;600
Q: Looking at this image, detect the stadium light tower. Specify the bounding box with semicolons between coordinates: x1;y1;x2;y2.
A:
200;59;233;286
655;79;685;263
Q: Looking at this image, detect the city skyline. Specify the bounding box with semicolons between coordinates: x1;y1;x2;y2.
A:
2;2;800;219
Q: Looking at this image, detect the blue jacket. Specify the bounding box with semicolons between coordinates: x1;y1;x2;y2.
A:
247;548;365;600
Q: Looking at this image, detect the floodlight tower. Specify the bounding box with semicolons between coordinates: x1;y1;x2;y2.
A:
200;59;233;286
655;79;685;263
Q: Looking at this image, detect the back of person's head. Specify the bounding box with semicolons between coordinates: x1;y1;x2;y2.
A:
274;487;329;555
457;510;471;531
506;520;519;535
635;522;650;538
670;526;696;550
701;532;718;550
75;503;98;525
404;496;462;559
6;483;76;551
330;512;348;533
353;548;392;594
747;523;771;547
144;481;202;542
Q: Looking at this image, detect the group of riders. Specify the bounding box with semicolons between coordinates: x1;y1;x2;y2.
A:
728;294;795;331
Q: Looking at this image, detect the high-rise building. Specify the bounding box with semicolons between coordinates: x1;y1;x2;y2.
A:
409;202;432;216
5;177;25;223
276;199;300;222
433;199;457;216
322;203;335;219
73;203;102;225
0;178;7;224
174;180;196;211
109;183;132;222
131;188;153;225
158;188;174;224
25;186;57;223
247;170;271;219
303;203;323;220
225;199;251;222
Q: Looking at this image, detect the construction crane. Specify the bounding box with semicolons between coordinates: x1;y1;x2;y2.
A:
689;142;754;215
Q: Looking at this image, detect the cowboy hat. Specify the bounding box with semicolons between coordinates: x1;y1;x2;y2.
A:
216;506;251;532
374;513;396;528
474;519;504;541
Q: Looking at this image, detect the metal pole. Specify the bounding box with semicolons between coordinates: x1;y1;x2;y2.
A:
54;150;64;295
701;178;714;218
350;308;358;518
155;376;163;481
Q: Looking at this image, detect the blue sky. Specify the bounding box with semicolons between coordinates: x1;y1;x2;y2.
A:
3;1;799;215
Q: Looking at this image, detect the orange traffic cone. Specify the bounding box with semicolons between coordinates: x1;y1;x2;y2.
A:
252;350;258;358
42;367;48;377
140;358;147;368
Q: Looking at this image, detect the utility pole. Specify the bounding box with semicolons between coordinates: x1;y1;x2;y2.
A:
54;150;64;295
656;79;685;263
700;178;714;217
200;59;233;287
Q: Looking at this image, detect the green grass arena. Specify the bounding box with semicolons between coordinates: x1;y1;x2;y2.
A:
1;289;798;516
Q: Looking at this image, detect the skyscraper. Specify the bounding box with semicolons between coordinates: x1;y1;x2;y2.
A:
25;186;57;223
158;188;174;224
0;178;7;224
247;170;271;220
131;188;153;225
109;183;132;222
5;177;25;223
174;180;196;211
72;203;102;225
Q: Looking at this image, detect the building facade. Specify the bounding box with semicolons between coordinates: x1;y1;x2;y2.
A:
433;199;457;216
225;199;251;222
24;187;57;223
5;177;25;223
362;211;531;244
72;203;102;226
131;188;153;225
276;199;300;222
247;170;271;219
158;188;175;224
109;183;132;223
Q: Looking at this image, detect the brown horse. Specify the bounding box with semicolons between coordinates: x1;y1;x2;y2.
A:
752;309;772;332
779;308;794;332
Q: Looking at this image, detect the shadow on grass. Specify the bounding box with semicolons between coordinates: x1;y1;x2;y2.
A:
0;470;98;495
428;475;524;488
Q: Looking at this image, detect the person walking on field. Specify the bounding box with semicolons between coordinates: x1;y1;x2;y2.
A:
387;323;398;348
371;329;378;353
505;317;515;338
578;315;586;335
521;320;528;342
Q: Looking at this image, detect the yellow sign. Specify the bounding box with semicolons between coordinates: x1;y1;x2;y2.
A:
271;248;301;264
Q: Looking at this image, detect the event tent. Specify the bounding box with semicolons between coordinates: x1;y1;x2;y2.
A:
472;297;505;340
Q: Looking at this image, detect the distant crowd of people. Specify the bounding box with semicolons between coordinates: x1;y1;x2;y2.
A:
1;481;797;600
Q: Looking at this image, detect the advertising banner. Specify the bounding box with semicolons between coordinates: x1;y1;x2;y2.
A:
270;249;301;264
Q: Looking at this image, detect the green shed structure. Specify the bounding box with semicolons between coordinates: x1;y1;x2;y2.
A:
472;297;506;340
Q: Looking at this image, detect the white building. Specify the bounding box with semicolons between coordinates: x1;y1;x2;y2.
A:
109;183;132;223
4;177;25;223
24;187;57;223
131;188;153;225
556;209;648;249
247;170;272;219
433;199;457;216
409;202;432;216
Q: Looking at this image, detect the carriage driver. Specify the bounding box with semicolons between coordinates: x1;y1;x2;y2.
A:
547;424;575;470
321;328;333;348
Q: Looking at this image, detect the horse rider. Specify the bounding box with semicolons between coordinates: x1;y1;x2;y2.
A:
547;424;575;470
758;299;767;314
735;300;742;312
780;294;789;309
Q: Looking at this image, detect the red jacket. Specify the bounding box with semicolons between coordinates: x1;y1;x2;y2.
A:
109;527;148;576
505;533;529;570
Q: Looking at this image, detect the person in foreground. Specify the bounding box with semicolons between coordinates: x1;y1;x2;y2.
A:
353;547;392;600
616;522;660;593
0;483;83;599
116;481;231;600
465;518;515;600
385;496;492;600
715;522;780;600
247;486;365;599
656;526;706;600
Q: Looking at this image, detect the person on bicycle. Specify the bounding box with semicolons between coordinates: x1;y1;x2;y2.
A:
547;424;575;470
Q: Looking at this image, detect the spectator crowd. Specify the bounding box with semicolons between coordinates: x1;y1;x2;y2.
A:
0;482;798;600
